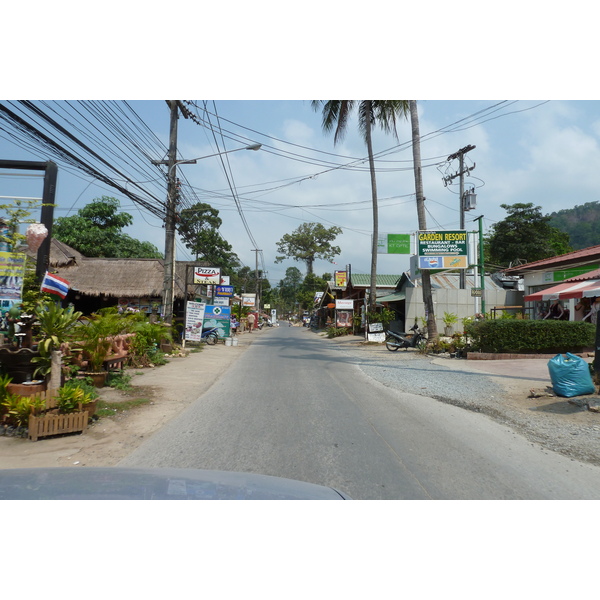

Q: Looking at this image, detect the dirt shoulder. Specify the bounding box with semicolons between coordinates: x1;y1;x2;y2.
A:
0;336;253;469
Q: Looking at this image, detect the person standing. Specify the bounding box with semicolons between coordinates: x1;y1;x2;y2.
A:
247;312;255;333
584;297;600;325
543;300;564;320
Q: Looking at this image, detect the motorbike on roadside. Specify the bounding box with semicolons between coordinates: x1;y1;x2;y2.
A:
200;327;219;345
385;323;426;352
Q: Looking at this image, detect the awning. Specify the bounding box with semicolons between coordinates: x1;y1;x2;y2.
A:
376;291;406;303
524;279;600;302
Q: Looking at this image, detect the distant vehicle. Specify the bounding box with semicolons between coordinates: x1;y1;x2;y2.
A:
0;468;351;500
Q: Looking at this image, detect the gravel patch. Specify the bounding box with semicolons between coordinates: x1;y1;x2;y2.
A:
323;336;600;467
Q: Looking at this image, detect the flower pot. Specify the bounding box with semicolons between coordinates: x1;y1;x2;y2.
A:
0;346;40;383
82;371;108;388
444;326;454;336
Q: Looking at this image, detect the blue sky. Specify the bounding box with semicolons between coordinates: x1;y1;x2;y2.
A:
2;99;600;286
2;5;598;288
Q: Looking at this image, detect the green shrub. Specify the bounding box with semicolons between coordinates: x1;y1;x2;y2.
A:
56;383;96;413
1;394;45;427
466;319;595;353
326;327;351;338
129;321;172;366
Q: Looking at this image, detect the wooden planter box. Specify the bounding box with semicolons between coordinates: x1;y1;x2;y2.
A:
28;410;89;441
22;390;93;442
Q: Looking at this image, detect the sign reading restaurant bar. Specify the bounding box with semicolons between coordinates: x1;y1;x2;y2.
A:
417;230;468;270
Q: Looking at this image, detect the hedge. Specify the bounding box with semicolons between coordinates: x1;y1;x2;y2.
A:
465;319;596;354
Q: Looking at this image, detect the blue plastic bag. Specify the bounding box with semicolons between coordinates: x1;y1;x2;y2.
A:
547;352;595;398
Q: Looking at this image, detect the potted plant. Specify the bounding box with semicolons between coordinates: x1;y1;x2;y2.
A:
56;382;97;416
73;308;128;387
31;301;82;383
442;312;459;336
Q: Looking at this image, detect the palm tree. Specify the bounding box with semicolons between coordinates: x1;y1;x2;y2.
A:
409;100;437;340
312;101;409;311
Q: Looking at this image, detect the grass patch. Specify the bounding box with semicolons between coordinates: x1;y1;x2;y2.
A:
107;370;133;391
96;398;152;417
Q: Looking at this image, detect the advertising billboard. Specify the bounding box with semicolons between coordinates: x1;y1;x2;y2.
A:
417;230;468;269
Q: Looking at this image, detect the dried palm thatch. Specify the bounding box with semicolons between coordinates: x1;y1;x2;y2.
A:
53;258;209;299
23;238;82;268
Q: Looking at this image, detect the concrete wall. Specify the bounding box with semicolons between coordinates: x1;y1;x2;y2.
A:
405;287;523;332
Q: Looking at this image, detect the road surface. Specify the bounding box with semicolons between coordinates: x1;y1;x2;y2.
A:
119;325;600;499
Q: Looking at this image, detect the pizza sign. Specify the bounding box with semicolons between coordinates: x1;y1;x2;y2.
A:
193;267;221;285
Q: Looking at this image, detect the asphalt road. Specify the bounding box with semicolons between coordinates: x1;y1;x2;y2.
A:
118;325;600;499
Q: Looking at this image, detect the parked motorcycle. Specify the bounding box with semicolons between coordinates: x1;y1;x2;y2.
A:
200;327;219;345
385;323;425;352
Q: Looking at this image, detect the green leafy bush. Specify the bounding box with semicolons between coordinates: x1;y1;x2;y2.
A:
56;382;96;413
465;319;595;354
1;394;45;427
326;327;351;338
129;320;172;366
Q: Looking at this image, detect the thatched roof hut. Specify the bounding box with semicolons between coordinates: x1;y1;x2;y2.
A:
52;258;209;300
23;237;82;268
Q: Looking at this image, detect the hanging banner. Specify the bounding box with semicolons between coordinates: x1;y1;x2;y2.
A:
185;301;207;342
417;230;468;269
0;251;26;314
194;267;221;285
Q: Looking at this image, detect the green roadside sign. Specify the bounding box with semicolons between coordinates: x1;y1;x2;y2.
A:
377;233;411;254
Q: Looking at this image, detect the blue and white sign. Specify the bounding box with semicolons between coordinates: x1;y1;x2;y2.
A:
216;285;234;297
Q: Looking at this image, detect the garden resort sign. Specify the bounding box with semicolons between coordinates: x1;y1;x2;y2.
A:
417;230;468;269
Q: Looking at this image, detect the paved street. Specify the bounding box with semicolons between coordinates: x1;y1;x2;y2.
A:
119;325;600;499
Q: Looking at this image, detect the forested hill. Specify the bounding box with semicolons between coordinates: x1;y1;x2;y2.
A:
548;201;600;250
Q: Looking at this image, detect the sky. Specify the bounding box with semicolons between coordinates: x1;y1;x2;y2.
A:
2;99;600;288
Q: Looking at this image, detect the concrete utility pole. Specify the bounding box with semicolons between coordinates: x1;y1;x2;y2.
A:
444;144;476;289
163;101;179;324
252;249;262;311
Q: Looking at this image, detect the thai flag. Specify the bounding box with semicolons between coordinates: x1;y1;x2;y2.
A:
41;272;70;299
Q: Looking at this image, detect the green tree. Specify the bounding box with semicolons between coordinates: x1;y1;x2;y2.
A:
275;222;342;275
312;100;410;309
53;196;162;258
548;201;600;250
276;267;303;313
297;272;328;310
485;202;572;267
178;202;240;273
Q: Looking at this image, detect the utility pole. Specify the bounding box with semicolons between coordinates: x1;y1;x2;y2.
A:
444;144;476;289
252;249;262;311
474;215;486;315
163;101;179;324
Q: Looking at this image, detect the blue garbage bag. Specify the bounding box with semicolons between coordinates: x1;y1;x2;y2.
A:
547;352;595;398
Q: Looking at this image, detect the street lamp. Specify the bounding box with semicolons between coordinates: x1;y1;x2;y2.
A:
151;142;262;325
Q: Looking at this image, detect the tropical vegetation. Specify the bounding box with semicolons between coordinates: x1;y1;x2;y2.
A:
312;100;410;312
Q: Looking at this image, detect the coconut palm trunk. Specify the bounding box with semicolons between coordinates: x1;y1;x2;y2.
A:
312;100;410;314
364;102;379;311
409;100;438;340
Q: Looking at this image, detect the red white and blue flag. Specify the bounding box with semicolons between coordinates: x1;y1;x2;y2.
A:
41;272;70;299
